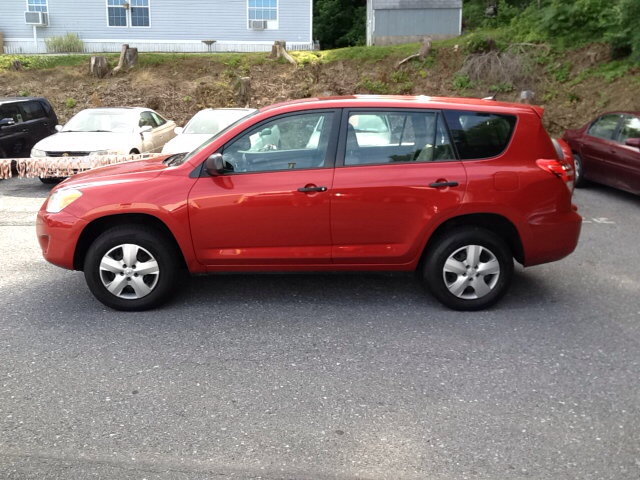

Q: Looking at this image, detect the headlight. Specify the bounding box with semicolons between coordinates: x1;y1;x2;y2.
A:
31;148;46;158
46;188;83;213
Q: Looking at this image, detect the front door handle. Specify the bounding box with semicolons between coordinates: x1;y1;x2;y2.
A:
429;181;459;188
297;186;327;193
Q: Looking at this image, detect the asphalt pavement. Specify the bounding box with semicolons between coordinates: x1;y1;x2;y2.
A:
0;177;639;479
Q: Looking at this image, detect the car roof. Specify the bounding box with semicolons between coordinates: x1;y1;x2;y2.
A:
259;95;545;117
594;111;640;117
77;107;150;113
0;96;49;104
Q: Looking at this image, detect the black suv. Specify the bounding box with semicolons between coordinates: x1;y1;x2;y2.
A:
0;97;58;161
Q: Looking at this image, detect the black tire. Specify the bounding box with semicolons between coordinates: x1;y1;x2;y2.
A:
84;225;179;311
573;153;586;188
129;149;140;155
424;227;513;311
39;177;64;185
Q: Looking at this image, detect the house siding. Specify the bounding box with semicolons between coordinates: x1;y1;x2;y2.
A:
0;0;312;53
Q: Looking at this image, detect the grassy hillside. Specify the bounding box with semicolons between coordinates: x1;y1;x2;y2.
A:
1;18;638;137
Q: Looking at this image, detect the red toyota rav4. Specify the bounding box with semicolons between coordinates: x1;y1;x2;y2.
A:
36;96;581;311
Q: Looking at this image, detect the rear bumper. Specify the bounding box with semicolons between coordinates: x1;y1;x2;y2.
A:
523;205;582;267
36;209;86;270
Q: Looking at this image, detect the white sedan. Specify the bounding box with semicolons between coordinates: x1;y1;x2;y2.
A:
161;108;256;154
31;107;177;159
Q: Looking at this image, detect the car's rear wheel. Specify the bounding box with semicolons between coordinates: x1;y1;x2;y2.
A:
84;226;179;311
573;153;586;188
424;227;513;311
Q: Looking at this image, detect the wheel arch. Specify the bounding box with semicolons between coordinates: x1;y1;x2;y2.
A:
73;213;187;271
420;213;524;268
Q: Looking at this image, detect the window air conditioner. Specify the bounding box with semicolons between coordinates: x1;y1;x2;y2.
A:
249;20;267;30
25;11;48;26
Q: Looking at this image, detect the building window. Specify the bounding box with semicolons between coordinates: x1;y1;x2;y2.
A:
248;0;277;21
130;0;150;26
107;0;150;27
27;0;48;13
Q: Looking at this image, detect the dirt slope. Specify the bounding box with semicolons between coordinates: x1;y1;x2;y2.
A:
1;44;638;137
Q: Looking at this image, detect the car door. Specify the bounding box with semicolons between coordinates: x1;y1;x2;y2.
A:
611;114;640;194
0;103;29;157
581;114;623;183
330;109;467;265
188;110;339;267
138;111;160;152
149;111;175;148
19;101;52;151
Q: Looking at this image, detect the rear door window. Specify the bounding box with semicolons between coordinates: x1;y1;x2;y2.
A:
342;110;454;166
616;115;640;144
443;110;516;160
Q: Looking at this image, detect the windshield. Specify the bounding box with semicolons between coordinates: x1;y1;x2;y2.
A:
183;110;252;135
62;110;134;133
175;110;260;166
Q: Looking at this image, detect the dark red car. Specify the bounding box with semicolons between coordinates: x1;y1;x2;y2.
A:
36;96;581;312
563;112;640;195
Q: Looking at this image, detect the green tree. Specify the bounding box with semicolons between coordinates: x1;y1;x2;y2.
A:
314;0;366;49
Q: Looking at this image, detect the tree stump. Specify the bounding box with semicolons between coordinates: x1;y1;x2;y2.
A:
90;56;110;78
271;40;296;65
9;60;22;71
237;77;251;108
124;47;138;70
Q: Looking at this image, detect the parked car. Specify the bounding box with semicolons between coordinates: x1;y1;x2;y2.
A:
0;97;58;169
36;96;581;312
161;108;256;154
563;112;640;195
31;107;176;158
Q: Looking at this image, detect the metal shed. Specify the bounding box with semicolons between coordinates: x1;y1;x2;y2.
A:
366;0;462;46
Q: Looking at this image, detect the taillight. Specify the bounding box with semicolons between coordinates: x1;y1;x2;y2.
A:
536;158;575;192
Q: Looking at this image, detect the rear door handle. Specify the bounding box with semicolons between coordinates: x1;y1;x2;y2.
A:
297;186;327;193
429;181;459;188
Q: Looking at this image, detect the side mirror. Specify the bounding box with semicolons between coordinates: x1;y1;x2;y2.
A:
625;137;640;148
259;128;272;137
55;124;63;132
205;153;225;176
140;125;152;133
174;126;184;135
0;117;15;128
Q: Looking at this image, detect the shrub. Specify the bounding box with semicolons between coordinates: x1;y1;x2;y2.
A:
65;98;77;108
45;33;84;54
452;73;475;92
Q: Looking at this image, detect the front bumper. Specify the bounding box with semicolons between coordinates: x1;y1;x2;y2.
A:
36;209;87;270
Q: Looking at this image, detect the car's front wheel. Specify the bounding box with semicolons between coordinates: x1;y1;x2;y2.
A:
573;153;586;188
424;227;513;311
84;226;179;311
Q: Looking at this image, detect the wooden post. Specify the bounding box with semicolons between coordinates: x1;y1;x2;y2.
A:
0;32;4;55
109;44;129;76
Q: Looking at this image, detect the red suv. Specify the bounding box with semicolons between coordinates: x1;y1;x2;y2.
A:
36;96;581;311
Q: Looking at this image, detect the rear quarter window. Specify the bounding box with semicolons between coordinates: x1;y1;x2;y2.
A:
443;110;517;160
